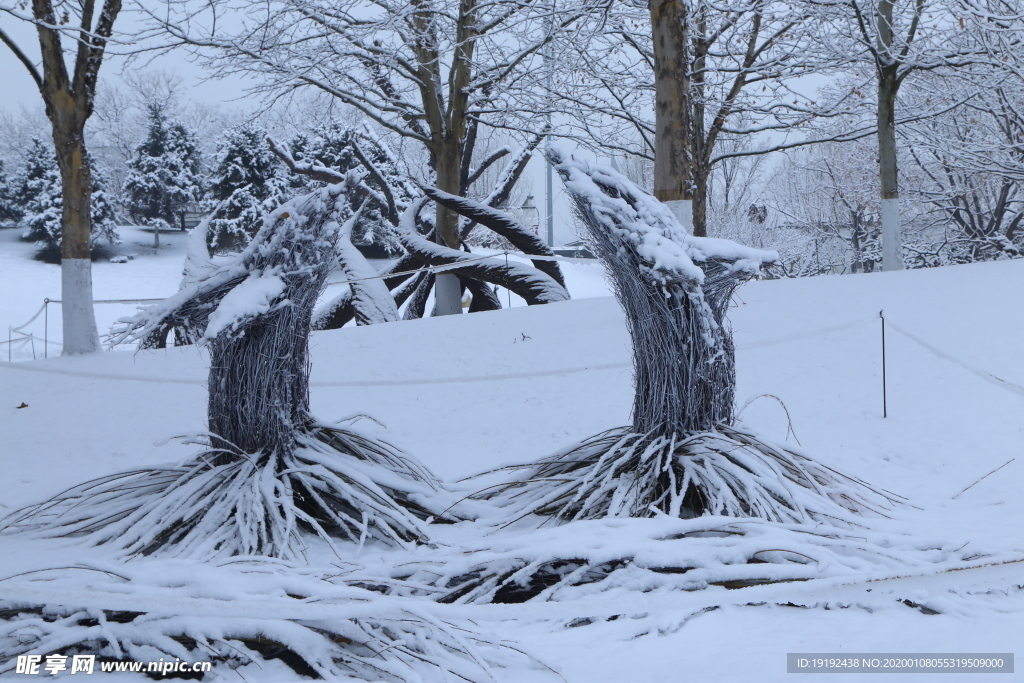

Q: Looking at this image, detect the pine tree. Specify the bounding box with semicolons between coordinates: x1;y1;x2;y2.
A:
12;138;118;253
0;160;19;224
122;106;205;236
289;123;405;253
206;123;290;251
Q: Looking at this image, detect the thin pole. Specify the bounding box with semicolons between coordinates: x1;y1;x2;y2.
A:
504;252;512;308
546;139;553;248
44;299;49;359
545;14;554;248
880;309;887;418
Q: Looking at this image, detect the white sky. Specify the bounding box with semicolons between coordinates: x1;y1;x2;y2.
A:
0;12;253;115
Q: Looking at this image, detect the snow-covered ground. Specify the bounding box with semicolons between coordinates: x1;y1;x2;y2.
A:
1;227;1023;681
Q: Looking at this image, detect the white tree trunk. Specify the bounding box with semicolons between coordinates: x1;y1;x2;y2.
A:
880;198;903;271
665;199;694;235
433;273;464;315
61;258;101;354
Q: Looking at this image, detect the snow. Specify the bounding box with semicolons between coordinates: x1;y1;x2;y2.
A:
203;273;286;339
2;223;1024;681
549;147;778;282
334;209;401;324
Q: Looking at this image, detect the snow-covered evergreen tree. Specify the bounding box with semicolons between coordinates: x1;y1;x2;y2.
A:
13;138;118;252
288;123;405;253
206;123;290;251
0;159;18;224
122;106;205;231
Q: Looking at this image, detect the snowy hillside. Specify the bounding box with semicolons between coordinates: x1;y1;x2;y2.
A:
2;234;1023;680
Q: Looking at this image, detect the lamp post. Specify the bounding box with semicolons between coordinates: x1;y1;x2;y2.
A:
520;195;540;236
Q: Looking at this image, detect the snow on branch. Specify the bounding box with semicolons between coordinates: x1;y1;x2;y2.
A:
463;129;548;239
267;135;348;185
424;185;567;288
397;199;569;306
335;203;401;325
404;510;970;607
0;560;532;680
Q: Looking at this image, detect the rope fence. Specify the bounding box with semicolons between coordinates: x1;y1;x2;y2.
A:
5;297;166;361
5;308;1023;413
3;250;1021;408
4;250;598;361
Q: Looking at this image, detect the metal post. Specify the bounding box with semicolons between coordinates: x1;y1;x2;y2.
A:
546;143;554;248
880;310;887;418
44;298;49;359
545;13;554;248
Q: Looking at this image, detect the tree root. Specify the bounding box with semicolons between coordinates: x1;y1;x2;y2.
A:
1;423;450;560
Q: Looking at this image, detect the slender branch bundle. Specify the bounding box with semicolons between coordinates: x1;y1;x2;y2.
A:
6;177;446;559
479;148;898;525
0;562;530;681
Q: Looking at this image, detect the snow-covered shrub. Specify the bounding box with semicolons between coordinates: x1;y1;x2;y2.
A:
0;160;17;224
122;107;205;228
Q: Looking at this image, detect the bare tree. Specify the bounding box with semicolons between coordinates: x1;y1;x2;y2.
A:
554;0;857;237
1;0;124;354
902;72;1024;259
147;0;601;315
806;0;983;270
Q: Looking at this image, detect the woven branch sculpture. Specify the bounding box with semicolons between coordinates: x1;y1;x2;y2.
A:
273;129;566;330
391;198;569;310
3;176;446;559
479;148;902;526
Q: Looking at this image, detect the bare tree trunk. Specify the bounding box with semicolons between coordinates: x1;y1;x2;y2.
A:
692;165;709;239
650;0;694;234
876;0;903;271
433;140;464;315
690;5;708;238
850;210;864;273
54;127;101;354
877;70;903;271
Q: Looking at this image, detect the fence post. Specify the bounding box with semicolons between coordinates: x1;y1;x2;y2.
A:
44;298;49;359
880;309;887;418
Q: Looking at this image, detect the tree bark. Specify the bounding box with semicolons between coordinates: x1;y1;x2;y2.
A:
650;0;694;234
877;69;903;270
433;141;464;315
52;111;101;353
876;0;903;271
692;165;709;239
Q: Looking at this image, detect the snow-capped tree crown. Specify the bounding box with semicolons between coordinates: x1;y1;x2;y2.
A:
122;106;206;227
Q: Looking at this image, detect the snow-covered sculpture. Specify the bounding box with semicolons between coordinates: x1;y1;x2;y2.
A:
391;197;569;309
483;148;898;524
271;129;570;328
5;175;445;558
